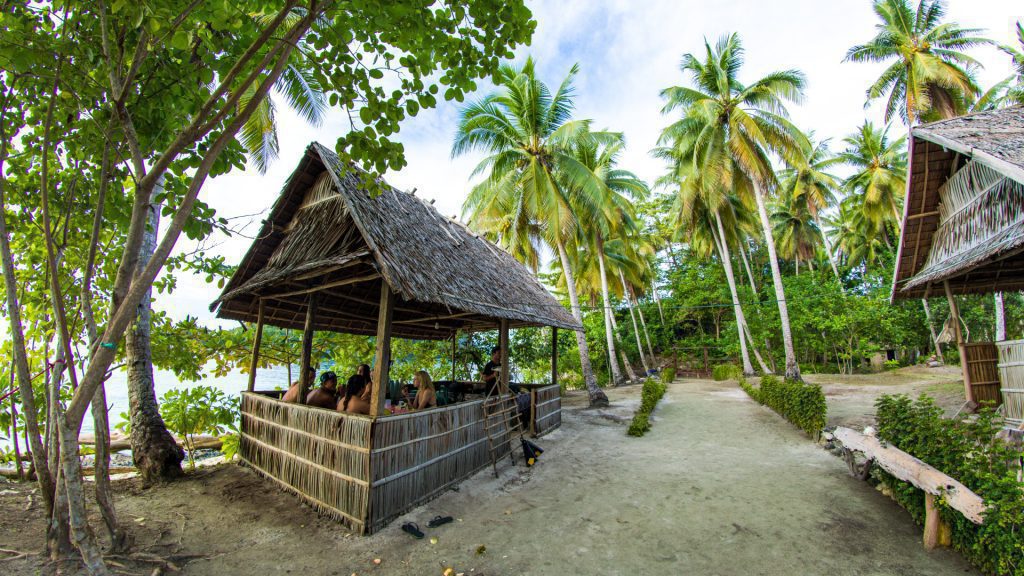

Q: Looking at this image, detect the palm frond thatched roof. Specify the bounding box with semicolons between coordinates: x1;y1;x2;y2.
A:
892;106;1024;300
210;143;580;339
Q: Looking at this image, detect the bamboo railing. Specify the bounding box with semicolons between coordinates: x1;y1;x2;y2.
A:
531;384;562;437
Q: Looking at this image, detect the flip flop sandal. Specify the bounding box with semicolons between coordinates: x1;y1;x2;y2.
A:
427;515;454;528
401;522;425;539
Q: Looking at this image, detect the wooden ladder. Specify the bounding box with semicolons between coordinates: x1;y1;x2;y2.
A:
482;393;522;477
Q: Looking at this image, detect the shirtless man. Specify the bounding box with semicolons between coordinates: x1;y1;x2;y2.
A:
305;372;339;409
282;367;316;402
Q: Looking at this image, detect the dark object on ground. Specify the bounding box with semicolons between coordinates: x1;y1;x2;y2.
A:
427;515;454;528
523;439;544;456
401;522;424;539
521;438;538;466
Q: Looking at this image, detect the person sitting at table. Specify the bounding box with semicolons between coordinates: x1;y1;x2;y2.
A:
339;374;371;415
411;370;436;410
305;371;339;409
282;367;316;402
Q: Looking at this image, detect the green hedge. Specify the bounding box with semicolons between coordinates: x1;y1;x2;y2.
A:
740;375;827;438
874;394;1023;575
627;378;668;437
712;364;740;381
660;366;676;384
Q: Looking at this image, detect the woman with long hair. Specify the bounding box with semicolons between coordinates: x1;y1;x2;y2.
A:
411;370;436;410
338;374;371;414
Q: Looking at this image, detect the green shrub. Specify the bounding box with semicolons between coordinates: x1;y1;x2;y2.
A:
627;378;668;437
883;359;900;371
874;394;1023;575
660;366;676;384
712;364;740;381
740;375;827;438
160;385;239;470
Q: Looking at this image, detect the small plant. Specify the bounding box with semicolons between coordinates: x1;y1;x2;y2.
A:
883;359;900;371
219;425;240;462
712;364;740;381
660;366;676;384
114;411;131;435
627;378;668;437
740;375;827;439
160;385;239;470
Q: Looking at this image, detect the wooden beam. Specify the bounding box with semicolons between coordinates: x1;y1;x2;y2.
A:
263;273;381;300
392;312;474;325
550;327;558;388
297;295;318;404
944;280;975;405
499;319;510;393
451;330;458;382
247;299;265;392
832;427;986;524
369;283;394;417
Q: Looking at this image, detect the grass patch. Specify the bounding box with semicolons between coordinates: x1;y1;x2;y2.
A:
712;364;740;381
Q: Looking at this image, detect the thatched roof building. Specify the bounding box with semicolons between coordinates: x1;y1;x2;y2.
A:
211;142;580;339
892;106;1024;300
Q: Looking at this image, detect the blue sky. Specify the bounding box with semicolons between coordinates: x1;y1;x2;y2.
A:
166;0;1023;326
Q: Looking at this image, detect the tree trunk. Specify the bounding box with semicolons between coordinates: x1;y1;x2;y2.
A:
740;242;758;294
609;306;638;382
652;286;665;323
816;213;841;281
621;271;651;374
712;211;756;375
922;298;943;358
596;235;625;386
557;240;608;407
743;322;772;375
995;292;1006;341
636;297;656;365
752;182;801;380
127;179;184;484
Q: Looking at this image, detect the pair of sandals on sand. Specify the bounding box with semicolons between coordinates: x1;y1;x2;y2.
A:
401;515;453;539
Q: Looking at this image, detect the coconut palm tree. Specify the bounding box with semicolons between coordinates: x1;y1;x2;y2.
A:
567;137;649;386
976;22;1024;110
844;0;991;124
660;33;805;380
838;122;907;234
453;58;611;407
777;135;842;278
770;199;822;274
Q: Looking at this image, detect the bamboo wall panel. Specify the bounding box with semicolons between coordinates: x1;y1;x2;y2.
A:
532;385;562;437
240;393;371;532
964;342;1002;407
997;341;1024;425
367;400;496;533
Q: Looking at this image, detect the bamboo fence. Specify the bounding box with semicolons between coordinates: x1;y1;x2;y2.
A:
240;393;372;532
963;342;1002;407
531;384;562;437
996;341;1024;426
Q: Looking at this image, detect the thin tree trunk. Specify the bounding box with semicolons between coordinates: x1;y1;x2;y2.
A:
610;310;639;383
127;178;184;484
752;182;801;380
739;242;758;294
636;298;656;365
596;235;624;386
621;271;651;374
995;292;1006;341
652;286;665;323
816;213;841;280
557;240;608;407
712;212;755;375
743;321;772;375
922;298;943;358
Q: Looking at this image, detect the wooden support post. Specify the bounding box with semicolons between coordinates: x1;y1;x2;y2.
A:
247;299;265;392
923;493;952;549
944;280;975;405
499;319;510;394
451;330;458;382
550;327;559;388
369;283;394;417
702;346;709;374
297;295;318;404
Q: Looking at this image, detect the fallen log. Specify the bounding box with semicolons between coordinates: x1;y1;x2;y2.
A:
833;426;986;550
78;434;223;452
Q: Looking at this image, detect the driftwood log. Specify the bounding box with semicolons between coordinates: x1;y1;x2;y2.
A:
832;426;986;549
78;433;223;453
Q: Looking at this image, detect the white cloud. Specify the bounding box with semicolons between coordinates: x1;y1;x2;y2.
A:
157;0;1023;327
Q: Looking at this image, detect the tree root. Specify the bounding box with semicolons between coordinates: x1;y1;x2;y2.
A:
0;547;35;561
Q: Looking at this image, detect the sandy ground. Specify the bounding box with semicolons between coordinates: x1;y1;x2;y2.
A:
1;375;978;575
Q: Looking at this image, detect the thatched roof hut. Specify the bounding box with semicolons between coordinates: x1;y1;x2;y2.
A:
211;142;580;339
892;106;1024;300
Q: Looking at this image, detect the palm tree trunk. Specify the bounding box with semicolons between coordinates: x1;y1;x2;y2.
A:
652;287;665;323
609;308;639;382
814;213;842;280
922;298;943;358
995;292;1006;341
738;241;758;294
620;271;651;374
557;239;608;407
596;235;625;385
752;182;801;380
712;211;756;375
636;296;656;365
127;180;184;484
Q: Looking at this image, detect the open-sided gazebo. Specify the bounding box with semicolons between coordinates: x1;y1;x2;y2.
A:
893;106;1024;422
211;142;579;533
